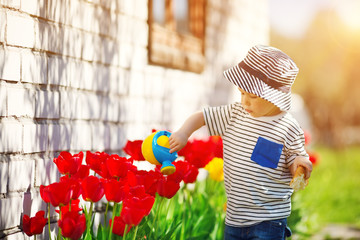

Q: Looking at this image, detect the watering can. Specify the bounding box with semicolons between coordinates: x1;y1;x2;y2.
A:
141;131;178;175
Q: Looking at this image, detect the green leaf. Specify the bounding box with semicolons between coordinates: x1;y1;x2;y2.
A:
83;232;93;240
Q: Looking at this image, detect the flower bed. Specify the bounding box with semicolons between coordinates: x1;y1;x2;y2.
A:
22;134;225;240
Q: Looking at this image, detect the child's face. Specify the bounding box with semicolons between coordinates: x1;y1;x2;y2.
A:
238;88;281;117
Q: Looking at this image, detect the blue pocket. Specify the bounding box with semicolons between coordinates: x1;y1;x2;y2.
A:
251;137;283;168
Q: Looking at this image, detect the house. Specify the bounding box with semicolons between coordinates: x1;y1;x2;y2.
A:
0;0;268;238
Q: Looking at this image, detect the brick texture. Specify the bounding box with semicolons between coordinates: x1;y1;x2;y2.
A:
0;0;269;237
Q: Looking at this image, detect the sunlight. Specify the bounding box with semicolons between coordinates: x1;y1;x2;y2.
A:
335;0;360;31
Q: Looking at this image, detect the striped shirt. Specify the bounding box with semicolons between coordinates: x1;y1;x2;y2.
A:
203;102;308;227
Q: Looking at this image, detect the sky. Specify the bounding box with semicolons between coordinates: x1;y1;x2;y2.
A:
269;0;360;38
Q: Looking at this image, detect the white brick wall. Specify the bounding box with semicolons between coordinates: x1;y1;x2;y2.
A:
0;161;8;194
0;193;23;230
0;0;269;237
21;50;47;84
0;119;23;153
6;12;35;48
0;47;21;82
0;9;5;43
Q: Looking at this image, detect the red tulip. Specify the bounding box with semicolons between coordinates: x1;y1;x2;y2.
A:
85;151;111;178
110;216;132;236
169;160;199;184
43;181;72;207
22;211;48;236
309;152;319;165
81;176;105;202
135;170;163;196
106;155;133;178
104;179;130;202
71;165;90;179
53;151;83;176
179;139;215;169
210;136;223;158
121;189;155;226
123;140;145;161
40;185;50;203
60;176;81;200
56;199;83;218
85;151;109;170
58;211;86;240
157;177;180;199
120;185;149;227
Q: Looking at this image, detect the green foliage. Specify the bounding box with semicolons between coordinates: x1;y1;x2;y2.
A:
288;146;360;238
85;178;226;240
134;179;226;240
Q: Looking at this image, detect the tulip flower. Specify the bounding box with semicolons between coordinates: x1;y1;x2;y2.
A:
121;190;155;226
53;151;83;176
157;177;180;199
42;181;73;207
81;176;104;202
40;185;50;203
179;139;215;169
309;152;319;165
85;151;112;178
169;160;199;184
56;199;83;218
58;211;86;240
106;154;133;179
71;164;90;179
22;211;48;236
60;176;81;200
104;178;130;202
204;157;224;182
210;135;223;158
135;170;162;196
123;140;145;161
110;216;132;236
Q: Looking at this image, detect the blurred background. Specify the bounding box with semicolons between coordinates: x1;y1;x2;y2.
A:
270;0;360;148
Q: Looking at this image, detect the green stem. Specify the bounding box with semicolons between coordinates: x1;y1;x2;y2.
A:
58;208;62;239
89;202;94;219
104;202;109;227
123;225;128;240
34;235;37;240
108;202;118;240
47;203;52;240
154;197;164;233
180;188;189;240
148;196;164;240
131;225;138;240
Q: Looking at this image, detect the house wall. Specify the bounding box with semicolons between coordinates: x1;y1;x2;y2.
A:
0;0;268;238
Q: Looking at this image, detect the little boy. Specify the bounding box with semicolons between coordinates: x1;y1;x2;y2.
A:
169;45;313;240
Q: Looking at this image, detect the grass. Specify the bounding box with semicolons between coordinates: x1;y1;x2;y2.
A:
288;146;360;236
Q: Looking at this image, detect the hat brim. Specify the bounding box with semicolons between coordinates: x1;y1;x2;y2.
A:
224;64;292;111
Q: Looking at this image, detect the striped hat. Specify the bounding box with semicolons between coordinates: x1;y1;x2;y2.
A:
224;45;299;111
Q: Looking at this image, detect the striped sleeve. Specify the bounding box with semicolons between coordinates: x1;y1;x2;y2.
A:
284;128;309;167
203;104;233;136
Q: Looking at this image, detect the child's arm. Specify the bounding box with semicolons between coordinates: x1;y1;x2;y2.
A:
169;111;205;153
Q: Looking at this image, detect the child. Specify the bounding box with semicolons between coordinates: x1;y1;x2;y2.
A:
169;45;313;240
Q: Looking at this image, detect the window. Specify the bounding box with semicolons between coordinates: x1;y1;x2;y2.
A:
148;0;206;73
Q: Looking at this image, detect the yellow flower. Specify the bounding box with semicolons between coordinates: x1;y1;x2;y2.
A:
204;157;224;182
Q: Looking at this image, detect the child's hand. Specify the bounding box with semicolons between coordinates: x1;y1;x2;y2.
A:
290;156;313;179
169;131;188;153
